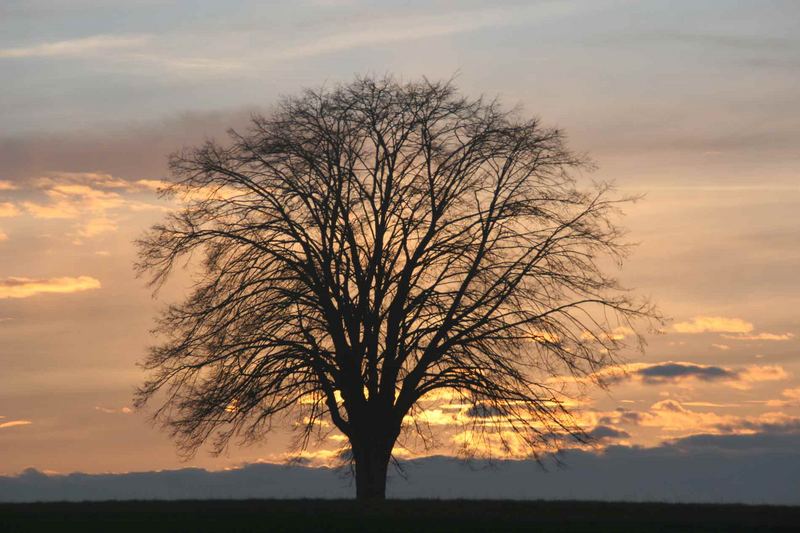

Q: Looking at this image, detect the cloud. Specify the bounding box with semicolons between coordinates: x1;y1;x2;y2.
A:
32;171;132;190
18;172;165;241
0;180;18;191
681;418;800;451
636;362;736;384
599;400;799;444
24;183;126;219
465;403;506;419
76;217;118;239
0;15;477;73
672;316;792;341
273;6;536;63
637;399;737;434
595;361;789;389
735;365;789;388
132;179;168;192
596;31;797;53
3;442;800;504
673;316;753;334
0;229;7;242
94;406;133;415
0;276;101;299
0;34;151;59
723;332;795;341
0;420;32;430
783;388;800;401
581;325;635;342
587;425;630;441
711;343;730;350
0;4;585;76
681;402;741;408
0;110;253;183
0;202;20;217
767;388;800;408
598;409;646;427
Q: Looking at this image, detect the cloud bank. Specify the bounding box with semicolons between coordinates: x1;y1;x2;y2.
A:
3;428;799;504
0;276;101;299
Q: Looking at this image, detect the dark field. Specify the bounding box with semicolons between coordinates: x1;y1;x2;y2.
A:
1;500;799;532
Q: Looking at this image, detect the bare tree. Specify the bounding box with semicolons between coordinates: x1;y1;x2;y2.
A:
135;76;657;500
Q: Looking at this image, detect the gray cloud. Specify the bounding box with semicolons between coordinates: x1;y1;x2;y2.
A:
464;403;506;419
587;425;630;441
0;110;256;183
3;422;800;504
594;31;798;52
636;363;736;384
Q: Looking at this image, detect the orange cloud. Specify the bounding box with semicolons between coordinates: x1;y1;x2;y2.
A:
24;184;126;219
0;180;18;191
94;406;133;414
673;316;753;334
76;217;118;239
20;173;165;242
783;388;800;401
0;202;20;218
637;400;732;433
0;420;32;429
581;326;635;342
633;401;800;439
0;276;101;299
133;179;169;191
0;229;7;242
765;388;800;408
723;332;795;341
33;172;130;190
735;365;790;389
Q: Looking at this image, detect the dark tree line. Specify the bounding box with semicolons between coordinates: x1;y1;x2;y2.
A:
135;76;657;499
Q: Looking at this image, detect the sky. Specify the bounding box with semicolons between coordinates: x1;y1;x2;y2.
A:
1;0;799;485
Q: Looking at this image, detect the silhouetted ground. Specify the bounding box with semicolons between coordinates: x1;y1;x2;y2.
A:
1;499;798;532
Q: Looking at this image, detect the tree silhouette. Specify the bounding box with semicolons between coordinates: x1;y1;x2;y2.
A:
135;76;657;500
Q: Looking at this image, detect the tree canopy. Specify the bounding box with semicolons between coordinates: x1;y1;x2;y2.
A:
135;76;657;499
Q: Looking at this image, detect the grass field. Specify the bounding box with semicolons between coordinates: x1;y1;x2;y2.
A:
1;499;798;532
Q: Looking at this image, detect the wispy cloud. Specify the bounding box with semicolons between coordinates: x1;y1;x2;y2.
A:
673;316;753;334
0;202;20;217
0;3;584;74
0;420;32;429
765;387;800;408
673;316;794;342
723;332;794;342
783;388;800;401
736;365;790;388
20;172;165;242
0;180;18;191
275;7;527;62
0;34;151;59
24;185;124;219
0;276;101;299
94;406;133;415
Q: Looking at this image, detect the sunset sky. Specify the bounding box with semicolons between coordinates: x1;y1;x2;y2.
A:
1;0;799;477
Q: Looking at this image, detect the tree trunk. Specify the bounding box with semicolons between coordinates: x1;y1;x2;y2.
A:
352;438;392;501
